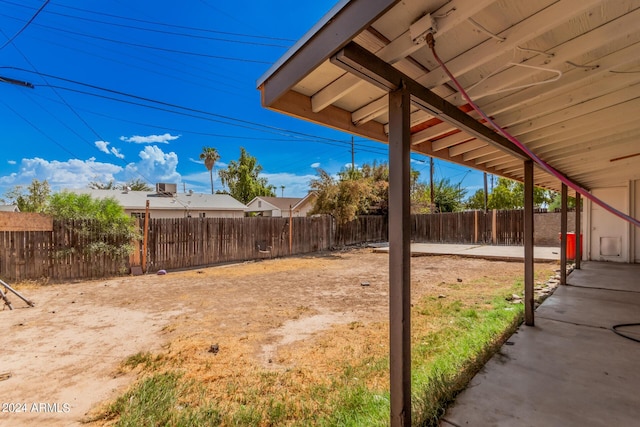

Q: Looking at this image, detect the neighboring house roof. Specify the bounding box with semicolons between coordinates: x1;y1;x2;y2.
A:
0;205;19;212
247;193;317;212
69;189;247;211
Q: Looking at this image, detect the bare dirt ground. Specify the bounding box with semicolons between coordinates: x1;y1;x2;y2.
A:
0;249;556;426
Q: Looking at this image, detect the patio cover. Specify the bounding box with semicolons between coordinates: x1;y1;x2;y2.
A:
258;1;640;425
258;0;640;192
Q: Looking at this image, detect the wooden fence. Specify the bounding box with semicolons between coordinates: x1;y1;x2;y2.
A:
147;216;332;271
0;220;132;281
333;216;388;247
0;210;529;281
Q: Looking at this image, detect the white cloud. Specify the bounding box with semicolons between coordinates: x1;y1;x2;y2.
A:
261;172;316;198
95;140;125;159
180;170;221;194
188;157;228;169
125;145;181;185
310;162;320;168
110;147;125;159
7;160;16;165
120;133;180;144
95;140;110;154
0;157;122;192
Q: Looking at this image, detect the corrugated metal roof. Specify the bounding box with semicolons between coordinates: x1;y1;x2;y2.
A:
259;0;640;193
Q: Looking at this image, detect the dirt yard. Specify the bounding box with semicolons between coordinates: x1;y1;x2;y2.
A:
0;249;556;426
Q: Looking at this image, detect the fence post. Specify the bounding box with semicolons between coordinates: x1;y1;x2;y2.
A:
143;200;149;273
474;210;478;244
492;209;497;245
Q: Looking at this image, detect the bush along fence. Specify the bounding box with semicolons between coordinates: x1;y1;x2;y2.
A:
1;210;550;281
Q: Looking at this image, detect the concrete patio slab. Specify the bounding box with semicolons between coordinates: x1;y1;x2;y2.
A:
440;262;640;427
373;243;560;262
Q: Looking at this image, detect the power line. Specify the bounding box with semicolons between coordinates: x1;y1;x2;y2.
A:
0;2;290;48
5;67;386;150
0;0;49;50
23;32;250;95
1;97;82;160
0;34;158;186
0;0;295;42
4;67;386;160
39;83;391;157
1;17;273;64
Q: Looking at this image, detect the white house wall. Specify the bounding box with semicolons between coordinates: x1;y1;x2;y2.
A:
126;209;244;219
587;186;630;263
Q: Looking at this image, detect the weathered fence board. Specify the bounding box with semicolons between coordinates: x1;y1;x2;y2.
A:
145;216;333;273
1;210;536;281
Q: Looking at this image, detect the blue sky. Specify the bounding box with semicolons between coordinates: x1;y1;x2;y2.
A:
0;0;486;200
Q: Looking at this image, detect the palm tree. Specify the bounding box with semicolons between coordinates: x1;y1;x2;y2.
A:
280;185;285;197
199;147;220;194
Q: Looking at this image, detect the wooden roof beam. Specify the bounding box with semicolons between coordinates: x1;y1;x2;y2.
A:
259;0;399;108
331;42;529;161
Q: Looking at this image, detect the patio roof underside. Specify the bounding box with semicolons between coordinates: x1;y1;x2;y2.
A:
258;0;640;194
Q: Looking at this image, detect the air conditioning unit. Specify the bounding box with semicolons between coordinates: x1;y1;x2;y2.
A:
156;183;177;195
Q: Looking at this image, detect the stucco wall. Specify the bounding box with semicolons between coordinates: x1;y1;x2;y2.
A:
588;187;629;262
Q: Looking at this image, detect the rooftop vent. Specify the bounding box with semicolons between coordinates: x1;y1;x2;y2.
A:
156;183;177;196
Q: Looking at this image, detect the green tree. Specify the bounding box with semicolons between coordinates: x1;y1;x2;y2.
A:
199;146;220;194
432;178;467;212
547;192;576;211
2;179;51;212
125;179;152;191
465;189;487;210
309;168;377;224
310;162;424;222
410;178;467;213
88;179;117;190
465;177;553;210
47;191;139;258
218;147;274;204
310;162;392;223
89;179;152;191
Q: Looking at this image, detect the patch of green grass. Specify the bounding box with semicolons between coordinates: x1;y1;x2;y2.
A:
121;352;161;371
410;290;524;426
99;372;222;427
98;274;547;426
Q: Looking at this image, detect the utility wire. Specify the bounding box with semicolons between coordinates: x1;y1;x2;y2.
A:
0;4;290;48
0;32;156;186
1;0;295;42
7;67;380;148
0;0;49;50
23;32;250;94
2;19;273;64
16;69;390;158
0;98;80;160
